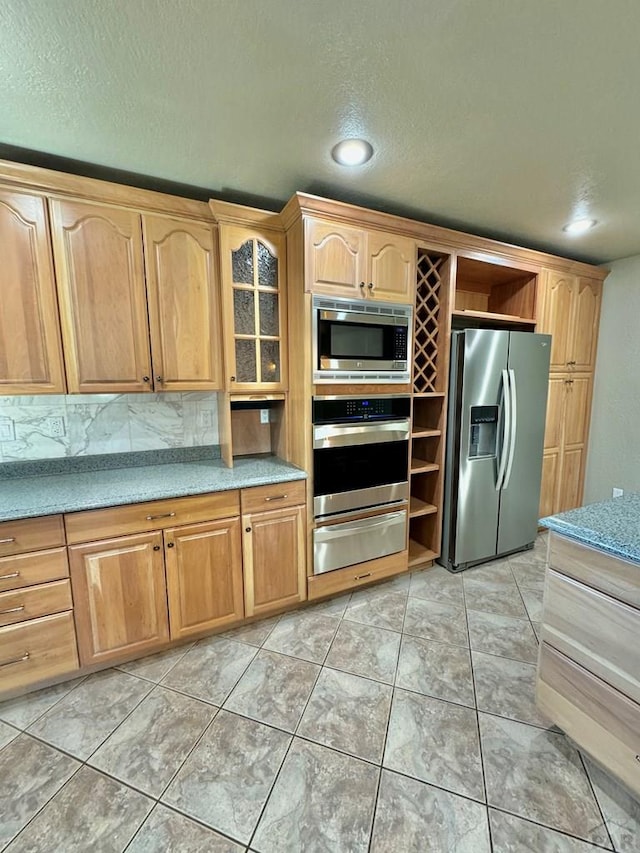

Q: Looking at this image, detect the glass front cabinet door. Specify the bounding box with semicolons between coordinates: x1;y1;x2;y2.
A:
219;225;287;391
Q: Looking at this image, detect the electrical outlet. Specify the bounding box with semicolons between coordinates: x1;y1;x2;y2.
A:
260;408;269;424
199;410;213;429
0;417;15;441
46;416;66;438
612;487;624;498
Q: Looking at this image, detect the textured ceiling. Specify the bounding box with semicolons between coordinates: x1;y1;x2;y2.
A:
1;0;638;264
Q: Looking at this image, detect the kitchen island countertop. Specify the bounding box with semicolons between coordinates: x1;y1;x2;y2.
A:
540;492;640;564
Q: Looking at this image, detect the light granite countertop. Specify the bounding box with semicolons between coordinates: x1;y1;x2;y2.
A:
0;452;306;521
540;492;640;564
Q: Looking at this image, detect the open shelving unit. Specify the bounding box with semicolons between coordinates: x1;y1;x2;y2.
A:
454;256;538;327
408;249;452;568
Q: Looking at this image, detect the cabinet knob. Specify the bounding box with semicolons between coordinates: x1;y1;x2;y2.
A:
359;281;365;289
142;376;150;383
153;545;160;551
230;376;236;382
155;375;163;383
245;527;252;533
567;360;576;366
167;542;175;548
368;282;374;289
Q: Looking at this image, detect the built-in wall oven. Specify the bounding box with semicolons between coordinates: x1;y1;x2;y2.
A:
312;395;410;575
312;295;412;383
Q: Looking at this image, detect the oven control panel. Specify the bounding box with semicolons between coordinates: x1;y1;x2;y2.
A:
313;395;411;424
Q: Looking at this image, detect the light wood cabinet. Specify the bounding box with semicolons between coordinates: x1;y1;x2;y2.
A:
540;270;602;372
0;612;79;695
49;198;152;393
69;531;169;666
0;189;66;394
242;503;306;617
306;217;415;304
142;214;222;391
164;518;244;640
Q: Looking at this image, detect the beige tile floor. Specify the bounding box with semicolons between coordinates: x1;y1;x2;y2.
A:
1;533;639;852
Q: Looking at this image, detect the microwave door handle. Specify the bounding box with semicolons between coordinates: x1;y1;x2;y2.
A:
502;368;518;490
495;369;511;491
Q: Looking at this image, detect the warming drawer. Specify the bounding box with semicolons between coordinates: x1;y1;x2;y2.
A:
314;509;407;575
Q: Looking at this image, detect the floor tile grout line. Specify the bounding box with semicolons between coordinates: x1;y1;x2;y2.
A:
578;750;617;851
245;731;298;852
0;673;90;734
488;803;618;852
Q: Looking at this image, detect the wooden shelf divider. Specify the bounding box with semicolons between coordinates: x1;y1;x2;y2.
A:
409;497;438;518
410;459;439;474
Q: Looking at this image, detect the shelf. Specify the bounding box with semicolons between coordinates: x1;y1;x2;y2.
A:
411;428;441;439
408;539;439;568
411;459;439;474
452;309;536;326
413;392;446;399
409;497;438;518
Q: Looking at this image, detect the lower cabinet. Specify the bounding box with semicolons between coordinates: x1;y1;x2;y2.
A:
242;504;306;617
165;519;244;640
69;531;170;666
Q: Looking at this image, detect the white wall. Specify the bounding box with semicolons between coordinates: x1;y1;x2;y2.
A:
584;254;640;503
0;393;219;461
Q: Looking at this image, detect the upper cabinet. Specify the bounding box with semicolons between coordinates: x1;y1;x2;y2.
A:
539;270;602;372
0;189;66;394
218;224;287;391
306;217;415;304
142;215;222;391
49;200;222;393
50;199;153;393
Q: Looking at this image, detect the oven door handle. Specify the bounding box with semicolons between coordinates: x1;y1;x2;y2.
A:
315;510;406;540
313;419;410;449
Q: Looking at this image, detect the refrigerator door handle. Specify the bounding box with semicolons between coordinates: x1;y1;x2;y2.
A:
496;369;511;491
503;368;518;490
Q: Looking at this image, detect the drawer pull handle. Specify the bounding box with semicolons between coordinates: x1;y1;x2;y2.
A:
0;571;20;580
0;605;24;615
146;512;176;521
354;572;372;580
0;538;16;544
0;651;29;668
265;495;287;502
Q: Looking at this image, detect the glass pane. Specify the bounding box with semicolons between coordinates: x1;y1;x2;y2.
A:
233;289;255;335
231;241;254;284
257;241;278;288
260;340;280;383
259;292;279;337
235;339;257;382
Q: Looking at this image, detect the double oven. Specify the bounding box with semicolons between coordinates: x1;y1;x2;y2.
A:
312;395;410;575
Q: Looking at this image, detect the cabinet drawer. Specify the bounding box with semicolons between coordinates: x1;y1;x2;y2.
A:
0;612;79;697
0;516;65;557
0;547;69;593
549;532;640;609
65;491;240;544
241;480;306;514
308;549;408;600
542;569;640;704
0;580;72;628
537;642;640;798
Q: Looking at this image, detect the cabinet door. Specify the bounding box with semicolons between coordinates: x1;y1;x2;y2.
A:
564;375;592;448
242;505;306;617
69;531;169;666
367;231;416;304
219;225;287;391
143;215;223;391
306;219;365;297
164;518;244;640
0;190;66;394
539;451;560;519
543;376;566;452
573;278;602;372
541;271;576;371
557;447;585;512
50;199;152;393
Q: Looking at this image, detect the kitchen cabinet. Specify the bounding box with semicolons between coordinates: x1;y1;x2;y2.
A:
0;189;66;394
50;199;223;394
142;214;223;391
540;271;602;373
164;518;244;640
218;224;287;391
69;531;170;666
306;217;415;304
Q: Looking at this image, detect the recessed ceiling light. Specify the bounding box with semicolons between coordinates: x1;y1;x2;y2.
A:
563;218;597;235
331;138;374;166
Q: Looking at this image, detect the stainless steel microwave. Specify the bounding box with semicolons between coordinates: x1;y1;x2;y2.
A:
312;295;413;383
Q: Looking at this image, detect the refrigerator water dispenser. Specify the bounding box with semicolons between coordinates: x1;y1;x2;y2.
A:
469;405;498;458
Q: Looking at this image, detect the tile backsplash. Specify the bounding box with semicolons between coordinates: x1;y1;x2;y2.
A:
0;393;219;462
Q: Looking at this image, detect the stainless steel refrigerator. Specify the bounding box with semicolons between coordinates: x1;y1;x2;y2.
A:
439;329;551;572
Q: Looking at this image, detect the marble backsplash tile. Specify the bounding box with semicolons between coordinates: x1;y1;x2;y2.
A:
0;393;219;462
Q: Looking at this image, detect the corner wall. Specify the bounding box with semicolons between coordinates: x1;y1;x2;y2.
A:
584;254;640;503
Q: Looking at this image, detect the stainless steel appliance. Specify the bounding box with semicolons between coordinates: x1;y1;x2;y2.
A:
312;295;412;383
440;329;551;572
312;395;410;575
